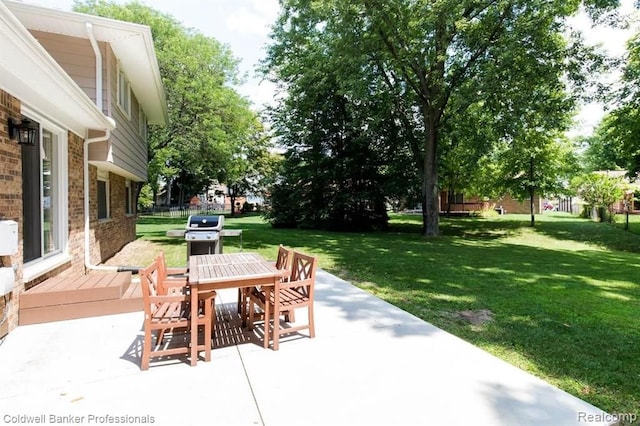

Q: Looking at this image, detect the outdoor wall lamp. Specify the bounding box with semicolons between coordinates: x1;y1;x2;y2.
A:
8;117;39;146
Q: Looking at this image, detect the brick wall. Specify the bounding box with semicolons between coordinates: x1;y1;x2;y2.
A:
89;168;136;264
440;191;542;215
67;132;87;275
0;88;138;338
0;90;23;336
495;194;541;214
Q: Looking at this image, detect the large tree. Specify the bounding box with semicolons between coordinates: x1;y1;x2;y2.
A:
265;0;619;236
579;117;626;172
74;0;268;205
597;31;640;179
265;61;390;230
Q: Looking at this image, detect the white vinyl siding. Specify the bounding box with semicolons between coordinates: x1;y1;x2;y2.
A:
107;49;148;181
117;63;131;119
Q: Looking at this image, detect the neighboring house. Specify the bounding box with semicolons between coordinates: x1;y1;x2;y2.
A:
0;1;167;337
595;170;639;214
557;170;640;216
439;192;542;215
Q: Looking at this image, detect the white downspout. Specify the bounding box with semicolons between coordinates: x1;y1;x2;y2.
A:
84;22;118;272
86;23;102;111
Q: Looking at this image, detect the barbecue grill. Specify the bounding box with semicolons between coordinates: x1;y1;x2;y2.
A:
184;215;224;257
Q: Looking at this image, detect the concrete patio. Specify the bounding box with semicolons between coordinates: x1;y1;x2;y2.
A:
0;270;615;426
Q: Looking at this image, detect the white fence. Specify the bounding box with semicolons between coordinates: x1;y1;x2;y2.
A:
142;204;226;218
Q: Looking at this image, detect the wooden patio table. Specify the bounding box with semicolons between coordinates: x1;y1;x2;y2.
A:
188;252;284;366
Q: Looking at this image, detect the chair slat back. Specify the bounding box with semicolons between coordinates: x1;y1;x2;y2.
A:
157;251;167;289
275;245;293;281
139;259;161;317
289;251;317;297
156;250;178;295
275;245;292;270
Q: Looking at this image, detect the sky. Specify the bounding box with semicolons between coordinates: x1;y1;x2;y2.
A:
18;0;640;135
25;0;280;109
567;0;639;136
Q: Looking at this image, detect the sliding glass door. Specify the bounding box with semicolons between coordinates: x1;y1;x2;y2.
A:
21;115;66;264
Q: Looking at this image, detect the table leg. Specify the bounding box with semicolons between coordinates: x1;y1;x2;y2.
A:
240;287;247;328
264;286;270;349
273;277;280;351
190;284;199;366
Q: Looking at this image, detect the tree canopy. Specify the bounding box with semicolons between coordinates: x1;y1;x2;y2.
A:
74;0;271;206
593;30;640;179
263;0;619;235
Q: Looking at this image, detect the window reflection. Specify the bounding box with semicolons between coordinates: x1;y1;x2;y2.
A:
42;130;57;255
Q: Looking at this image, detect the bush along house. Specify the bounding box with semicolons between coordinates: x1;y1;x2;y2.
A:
0;1;167;335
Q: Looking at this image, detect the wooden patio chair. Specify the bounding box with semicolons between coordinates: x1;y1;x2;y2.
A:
248;251;317;350
156;251;218;351
156;251;216;306
139;258;216;370
157;251;188;295
274;244;294;277
237;245;293;320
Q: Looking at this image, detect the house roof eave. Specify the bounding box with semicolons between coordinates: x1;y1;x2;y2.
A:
3;0;168;126
0;1;115;135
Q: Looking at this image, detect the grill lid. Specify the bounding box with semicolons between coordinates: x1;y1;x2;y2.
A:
186;215;224;231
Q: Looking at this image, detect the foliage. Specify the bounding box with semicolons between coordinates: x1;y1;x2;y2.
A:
137;184;154;210
223;121;278;215
438;101;499;206
74;0;270;205
263;0;618;236
595;30;640;179
578;118;626;172
263;34;390;231
492;133;580;226
570;172;628;221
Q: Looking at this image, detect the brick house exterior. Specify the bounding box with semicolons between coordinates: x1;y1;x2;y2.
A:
0;92;22;337
440;192;542;215
0;1;167;337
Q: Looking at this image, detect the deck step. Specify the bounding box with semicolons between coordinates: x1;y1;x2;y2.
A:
19;272;143;326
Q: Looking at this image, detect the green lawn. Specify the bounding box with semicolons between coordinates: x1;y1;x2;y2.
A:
136;212;640;421
612;212;640;235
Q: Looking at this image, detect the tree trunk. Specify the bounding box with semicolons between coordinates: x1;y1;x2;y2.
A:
421;107;439;237
178;185;185;207
166;178;172;206
529;186;535;227
529;158;535;227
230;195;236;215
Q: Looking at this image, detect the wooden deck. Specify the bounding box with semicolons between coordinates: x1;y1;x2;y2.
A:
19;271;142;325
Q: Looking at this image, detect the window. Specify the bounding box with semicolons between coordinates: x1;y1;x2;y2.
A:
138;106;147;140
451;192;464;204
21;115;68;264
117;65;131;118
125;179;134;215
97;169;110;220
